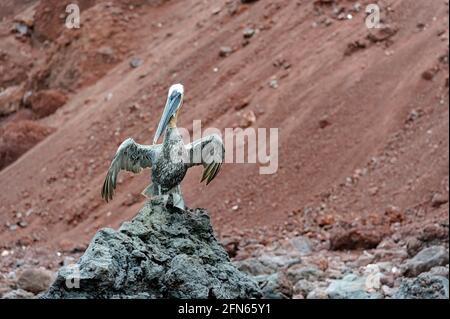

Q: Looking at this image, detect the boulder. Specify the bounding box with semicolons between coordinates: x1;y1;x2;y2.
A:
329;227;383;250
2;289;35;299
235;253;300;276
325;274;383;299
0;85;25;116
29;90;68;118
43;200;261;299
401;246;449;277
254;272;293;299
17;268;55;294
285;265;325;284
393;273;449;299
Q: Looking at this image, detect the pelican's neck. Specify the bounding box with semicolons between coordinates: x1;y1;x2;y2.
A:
168;109;179;128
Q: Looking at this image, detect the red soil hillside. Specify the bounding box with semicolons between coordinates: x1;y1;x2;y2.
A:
0;0;448;258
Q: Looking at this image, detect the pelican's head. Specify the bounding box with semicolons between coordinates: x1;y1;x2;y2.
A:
153;83;184;144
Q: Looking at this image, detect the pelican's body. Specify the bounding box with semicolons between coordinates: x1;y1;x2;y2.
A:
152;127;187;190
101;84;224;209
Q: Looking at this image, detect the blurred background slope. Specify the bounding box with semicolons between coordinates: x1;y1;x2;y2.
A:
0;0;448;298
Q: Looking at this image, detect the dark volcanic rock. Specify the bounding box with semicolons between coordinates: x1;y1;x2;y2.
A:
44;200;261;299
393;273;449;299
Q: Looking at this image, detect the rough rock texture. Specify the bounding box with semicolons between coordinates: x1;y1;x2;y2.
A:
393;273;449;299
43;200;261;299
401;246;449;277
254;272;293;299
2;289;35;299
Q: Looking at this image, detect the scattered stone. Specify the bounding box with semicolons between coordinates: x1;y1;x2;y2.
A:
318;117;331;129
406;109;421;123
329;227;383;250
428;265;449;278
211;7;222;15
384;205;404;224
431;193;449;208
422;67;440;81
293;279;315;296
401;246;449;277
44;200;261;298
367;25;398;43
12;18;32;37
286;265;325;283
363;264;383;291
2;289;35;299
344;40;367;56
29;90;68;118
254;272;293;299
239;110;256;128
326;274;383;299
235;258;276;276
243;28;256;39
129;57;143;68
368;186;379;196
18;221;28;228
273;58;291;70
306;288;329;299
419;223;449;243
406;237;423;257
0;85;25;116
17;268;55;294
269;78;279;89
96;46;116;63
290;236;312;256
393;272;449;299
221;237;240;258
234;99;250;111
219;46;233;57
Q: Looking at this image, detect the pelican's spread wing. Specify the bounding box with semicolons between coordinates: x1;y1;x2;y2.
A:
102;138;158;202
185;134;225;185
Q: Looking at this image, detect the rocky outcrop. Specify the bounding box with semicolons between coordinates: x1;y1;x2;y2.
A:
43;200;261;299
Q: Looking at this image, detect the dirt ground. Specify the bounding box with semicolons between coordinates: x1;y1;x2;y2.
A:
0;0;448;275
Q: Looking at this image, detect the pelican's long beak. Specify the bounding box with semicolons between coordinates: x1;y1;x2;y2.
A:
153;84;183;144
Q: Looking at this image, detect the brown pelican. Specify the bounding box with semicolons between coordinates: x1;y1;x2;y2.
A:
101;84;224;209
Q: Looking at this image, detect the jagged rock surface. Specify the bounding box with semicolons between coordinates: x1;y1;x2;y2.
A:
44;200;261;299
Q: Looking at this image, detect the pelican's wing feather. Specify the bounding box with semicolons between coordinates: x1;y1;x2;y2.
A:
185;134;225;185
101;138;158;202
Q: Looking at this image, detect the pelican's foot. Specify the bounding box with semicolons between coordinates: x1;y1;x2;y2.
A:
167;193;185;211
151;193;185;211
